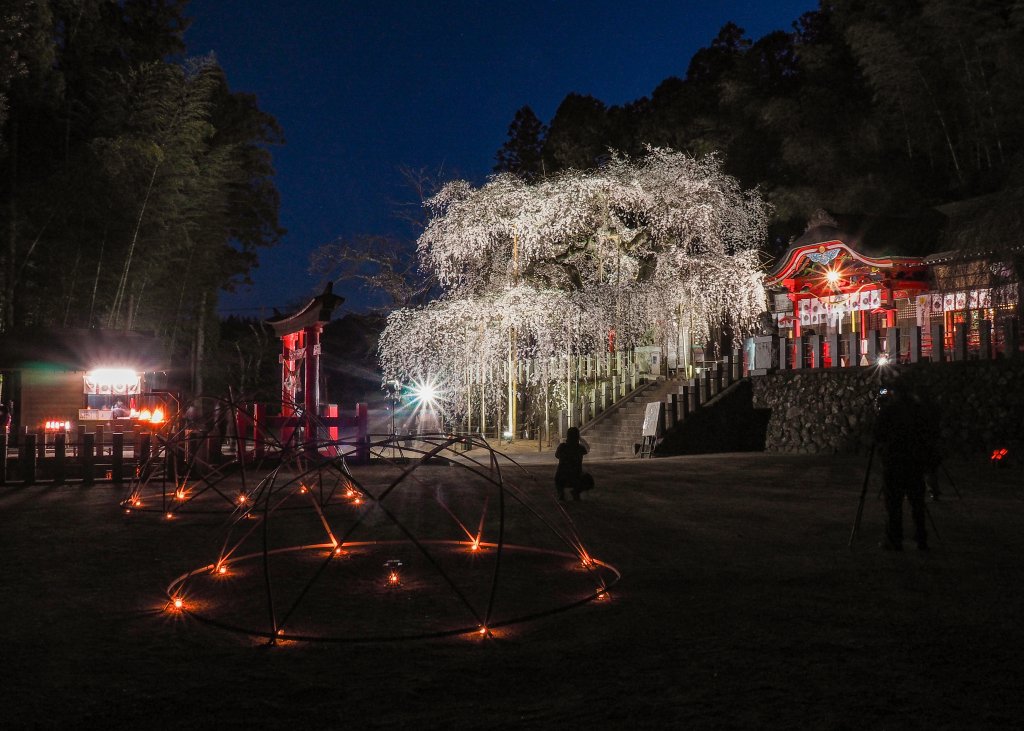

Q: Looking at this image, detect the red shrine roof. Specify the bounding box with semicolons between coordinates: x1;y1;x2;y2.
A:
765;239;930;301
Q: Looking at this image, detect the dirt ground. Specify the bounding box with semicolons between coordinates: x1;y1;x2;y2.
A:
2;450;1022;729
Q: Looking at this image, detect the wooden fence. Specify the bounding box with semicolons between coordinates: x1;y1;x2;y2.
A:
748;319;1021;373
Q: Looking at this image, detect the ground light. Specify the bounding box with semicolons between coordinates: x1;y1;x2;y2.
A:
163;432;620;643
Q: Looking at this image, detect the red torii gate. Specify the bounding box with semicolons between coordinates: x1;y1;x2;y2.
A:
241;282;368;462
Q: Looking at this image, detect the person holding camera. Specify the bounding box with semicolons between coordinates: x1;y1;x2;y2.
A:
555;426;590;502
872;379;938;551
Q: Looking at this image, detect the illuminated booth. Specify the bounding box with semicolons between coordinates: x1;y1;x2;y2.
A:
0;328;170;443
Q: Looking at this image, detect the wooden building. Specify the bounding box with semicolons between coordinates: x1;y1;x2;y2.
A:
0;328;171;442
762;212;1021;366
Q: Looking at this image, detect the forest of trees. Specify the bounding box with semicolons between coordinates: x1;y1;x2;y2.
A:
0;1;283;392
494;0;1024;255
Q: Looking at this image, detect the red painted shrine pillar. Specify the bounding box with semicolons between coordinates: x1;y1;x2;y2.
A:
280;331;302;446
303;324;322;429
265;282;344;453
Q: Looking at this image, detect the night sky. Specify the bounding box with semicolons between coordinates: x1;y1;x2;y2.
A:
184;1;817;316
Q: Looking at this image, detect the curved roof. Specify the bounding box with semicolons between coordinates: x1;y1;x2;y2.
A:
265;282;345;337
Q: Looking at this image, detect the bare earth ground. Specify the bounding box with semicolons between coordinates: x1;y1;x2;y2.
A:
1;450;1023;730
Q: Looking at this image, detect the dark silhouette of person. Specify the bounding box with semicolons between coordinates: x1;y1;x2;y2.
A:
872;379;938;551
915;383;944;501
555;426;589;502
112;400;129;418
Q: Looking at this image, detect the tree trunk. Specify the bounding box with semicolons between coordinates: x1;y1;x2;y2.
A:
4;119;17;331
109;161;159;328
191;289;208;397
88;231;106;327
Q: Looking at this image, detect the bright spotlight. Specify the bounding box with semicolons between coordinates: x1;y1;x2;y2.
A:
877;354;891;367
410;379;439;408
825;268;842;286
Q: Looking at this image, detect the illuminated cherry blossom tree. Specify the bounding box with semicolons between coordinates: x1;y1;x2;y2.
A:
379;147;768;428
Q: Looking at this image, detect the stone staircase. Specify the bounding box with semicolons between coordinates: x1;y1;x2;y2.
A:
581;375;686;458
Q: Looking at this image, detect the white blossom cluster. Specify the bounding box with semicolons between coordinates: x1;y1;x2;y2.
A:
379;148;769;420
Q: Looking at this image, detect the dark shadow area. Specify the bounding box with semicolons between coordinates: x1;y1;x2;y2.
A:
655;380;770;456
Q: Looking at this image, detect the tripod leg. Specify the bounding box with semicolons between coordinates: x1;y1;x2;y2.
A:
924;501;943;546
849;444;875;548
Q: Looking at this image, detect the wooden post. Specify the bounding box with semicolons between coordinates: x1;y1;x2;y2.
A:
21;432;37;485
954;323;968;361
356;403;370;464
826;332;839;368
111;432;124;484
886;327;901;363
253;402;265;459
809;334;823;369
866;330;880;364
844;332;858;367
234;407;249;464
689;379;701;412
702;370;712;403
1003;319;1020;359
680;384;691;418
0;432;7;484
979;319;992;359
777;336;788;370
81;432;95;486
139;433;152;479
53;433;66;485
930;322;945;363
908;326;922;363
667;393;679;429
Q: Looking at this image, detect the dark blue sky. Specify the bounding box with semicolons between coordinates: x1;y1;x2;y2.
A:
185;1;817;316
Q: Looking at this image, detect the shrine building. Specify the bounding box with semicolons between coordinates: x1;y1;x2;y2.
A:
761;213;1021;367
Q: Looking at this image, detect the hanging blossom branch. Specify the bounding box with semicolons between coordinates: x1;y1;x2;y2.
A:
379;146;769;420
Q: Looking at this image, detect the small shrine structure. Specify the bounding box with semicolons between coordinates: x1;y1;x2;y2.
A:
248;282;368;460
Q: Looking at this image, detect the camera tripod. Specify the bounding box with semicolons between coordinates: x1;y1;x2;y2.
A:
848;443;946;548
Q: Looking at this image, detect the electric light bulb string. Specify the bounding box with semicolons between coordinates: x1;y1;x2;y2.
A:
482;456;507;630
166;433;620;642
124;395;295;515
166;541;621;643
364;433;589;557
260;467;280;640
378;432;596;568
272;541;343;637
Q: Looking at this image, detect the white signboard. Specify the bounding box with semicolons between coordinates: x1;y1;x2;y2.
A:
641;401;664;438
930;289;991;313
798;289;881;326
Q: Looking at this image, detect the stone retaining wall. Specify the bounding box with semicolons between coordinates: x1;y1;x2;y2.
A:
751;360;1024;456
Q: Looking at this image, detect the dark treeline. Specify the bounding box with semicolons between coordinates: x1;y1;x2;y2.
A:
495;0;1024;254
0;1;282;392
